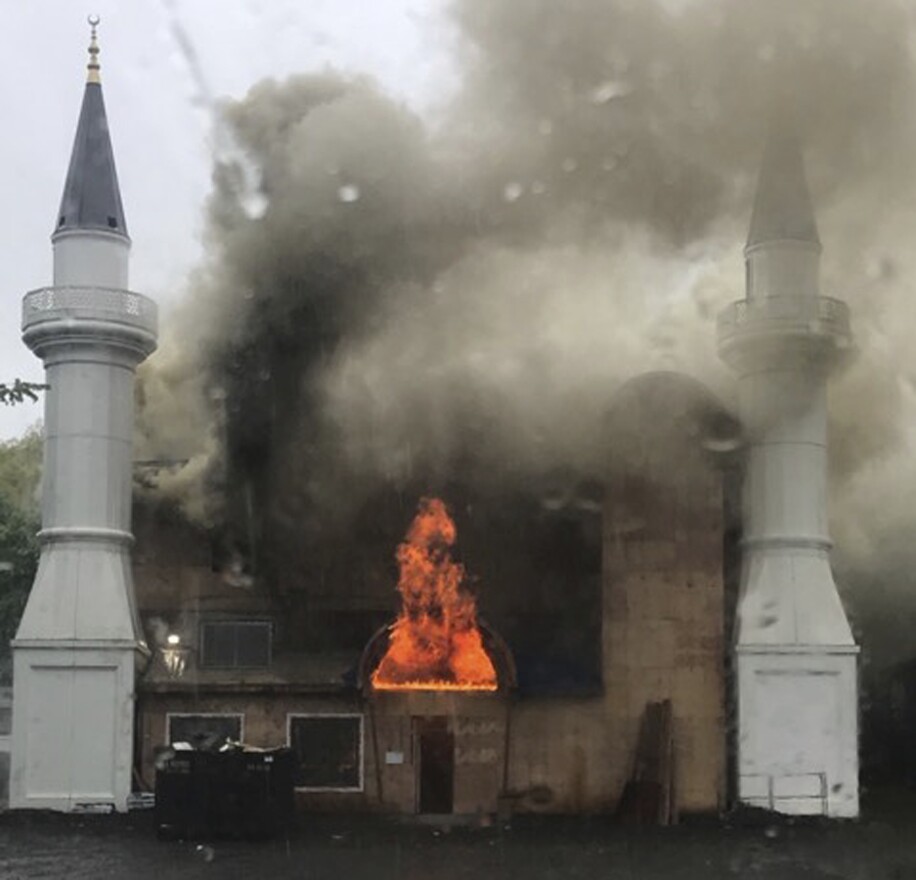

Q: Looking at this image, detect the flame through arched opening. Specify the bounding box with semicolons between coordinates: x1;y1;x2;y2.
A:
371;497;497;692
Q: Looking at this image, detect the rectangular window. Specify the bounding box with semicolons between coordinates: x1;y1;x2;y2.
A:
200;621;271;668
288;714;363;791
166;713;244;748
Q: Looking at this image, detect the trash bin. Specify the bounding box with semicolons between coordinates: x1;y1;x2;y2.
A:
155;747;295;839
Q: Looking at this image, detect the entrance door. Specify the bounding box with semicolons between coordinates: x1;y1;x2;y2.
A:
416;717;454;814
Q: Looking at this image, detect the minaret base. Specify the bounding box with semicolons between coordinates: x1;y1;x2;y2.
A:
736;645;859;818
8;643;142;812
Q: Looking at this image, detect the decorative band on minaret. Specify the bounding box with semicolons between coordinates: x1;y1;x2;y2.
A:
718;127;859;817
9;20;158;812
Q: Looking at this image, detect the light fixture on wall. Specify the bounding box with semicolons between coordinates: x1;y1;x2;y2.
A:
161;633;190;679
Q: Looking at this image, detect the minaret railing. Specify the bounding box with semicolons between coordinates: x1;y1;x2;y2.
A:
22;286;158;335
717;295;850;348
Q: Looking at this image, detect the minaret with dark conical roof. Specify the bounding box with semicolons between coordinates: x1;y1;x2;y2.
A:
718;126;859;817
55;19;128;238
10;19;157;813
50;17;131;291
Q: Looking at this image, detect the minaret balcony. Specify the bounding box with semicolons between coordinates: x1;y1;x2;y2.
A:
22;286;158;359
717;295;852;368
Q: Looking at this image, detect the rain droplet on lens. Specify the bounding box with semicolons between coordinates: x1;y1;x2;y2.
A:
561;157;578;173
503;182;524;202
240;191;268;219
338;184;360;203
588;79;632;104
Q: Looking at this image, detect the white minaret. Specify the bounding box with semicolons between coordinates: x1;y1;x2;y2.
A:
9;21;157;812
718;128;858;817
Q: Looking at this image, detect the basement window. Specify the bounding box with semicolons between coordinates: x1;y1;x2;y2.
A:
200;620;272;668
287;714;363;791
167;713;244;748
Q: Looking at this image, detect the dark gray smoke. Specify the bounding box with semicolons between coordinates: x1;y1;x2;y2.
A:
137;0;916;662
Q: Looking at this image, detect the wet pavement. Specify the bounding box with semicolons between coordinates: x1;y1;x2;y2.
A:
1;797;916;880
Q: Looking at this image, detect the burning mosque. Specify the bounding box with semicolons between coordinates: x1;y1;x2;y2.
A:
14;1;916;819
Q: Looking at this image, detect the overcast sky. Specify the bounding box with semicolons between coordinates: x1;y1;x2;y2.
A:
0;0;455;440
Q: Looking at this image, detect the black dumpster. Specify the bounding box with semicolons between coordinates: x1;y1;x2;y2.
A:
155;747;295;840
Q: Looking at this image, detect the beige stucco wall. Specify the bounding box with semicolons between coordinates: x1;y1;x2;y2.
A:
604;459;726;812
502;445;727;814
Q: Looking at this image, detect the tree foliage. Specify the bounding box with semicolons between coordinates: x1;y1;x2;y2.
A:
0;495;39;673
0;430;42;681
0;427;42;515
0;379;46;406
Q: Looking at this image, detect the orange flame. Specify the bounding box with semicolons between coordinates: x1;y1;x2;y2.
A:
372;497;497;692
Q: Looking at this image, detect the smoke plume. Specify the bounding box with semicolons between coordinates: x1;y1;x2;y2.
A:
137;0;916;664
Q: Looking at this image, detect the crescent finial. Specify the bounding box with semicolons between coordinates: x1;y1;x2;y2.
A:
87;15;101;83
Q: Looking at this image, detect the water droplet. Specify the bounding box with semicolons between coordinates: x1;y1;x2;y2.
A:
561;158;578;173
240;191;268;219
588;80;633;104
531;180;547;195
338;184;361;203
503;182;524;203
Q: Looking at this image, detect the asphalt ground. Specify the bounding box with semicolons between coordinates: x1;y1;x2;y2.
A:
1;793;915;880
